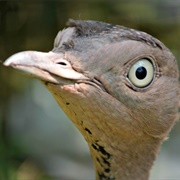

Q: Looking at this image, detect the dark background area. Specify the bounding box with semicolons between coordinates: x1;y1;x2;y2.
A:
0;0;180;179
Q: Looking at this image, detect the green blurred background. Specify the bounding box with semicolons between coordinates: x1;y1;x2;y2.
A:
0;0;180;179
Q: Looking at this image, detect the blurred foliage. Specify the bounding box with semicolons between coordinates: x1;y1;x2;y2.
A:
0;0;180;179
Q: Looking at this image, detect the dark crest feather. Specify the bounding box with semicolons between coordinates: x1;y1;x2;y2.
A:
67;19;165;50
53;19;166;51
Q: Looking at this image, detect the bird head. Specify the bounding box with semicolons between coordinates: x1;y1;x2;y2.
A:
4;19;180;179
4;19;179;138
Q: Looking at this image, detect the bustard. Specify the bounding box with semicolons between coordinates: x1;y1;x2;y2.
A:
4;19;180;180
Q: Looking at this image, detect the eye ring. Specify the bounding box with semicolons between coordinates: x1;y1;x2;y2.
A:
127;58;155;88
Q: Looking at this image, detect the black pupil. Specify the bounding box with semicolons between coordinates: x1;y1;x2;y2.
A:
135;66;147;80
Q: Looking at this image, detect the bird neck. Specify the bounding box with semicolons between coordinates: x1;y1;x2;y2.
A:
46;84;163;180
88;133;162;180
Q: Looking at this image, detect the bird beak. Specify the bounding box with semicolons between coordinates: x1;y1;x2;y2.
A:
3;51;88;84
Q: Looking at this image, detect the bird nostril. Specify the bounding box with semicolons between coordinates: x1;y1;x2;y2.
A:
55;59;71;67
57;62;67;66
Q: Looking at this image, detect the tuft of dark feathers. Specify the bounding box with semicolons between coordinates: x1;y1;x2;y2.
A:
54;19;166;51
67;19;165;50
67;19;118;36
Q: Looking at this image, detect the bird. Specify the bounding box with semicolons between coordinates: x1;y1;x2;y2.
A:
4;19;180;180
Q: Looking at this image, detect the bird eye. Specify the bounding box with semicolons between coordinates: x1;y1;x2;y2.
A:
127;59;154;88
